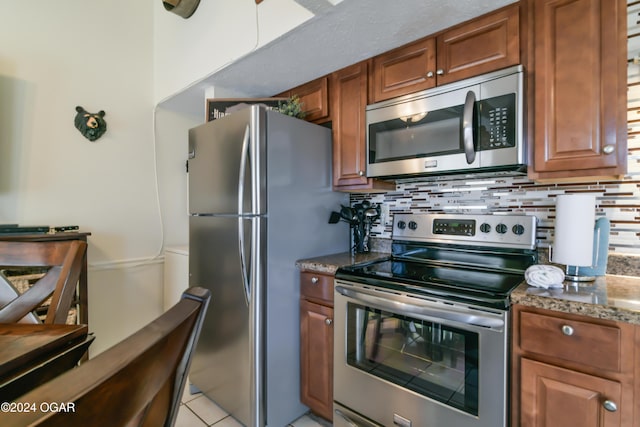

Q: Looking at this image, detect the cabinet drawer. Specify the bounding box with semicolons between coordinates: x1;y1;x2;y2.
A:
518;310;622;372
300;272;334;305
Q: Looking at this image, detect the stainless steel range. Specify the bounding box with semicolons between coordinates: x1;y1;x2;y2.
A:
333;213;537;427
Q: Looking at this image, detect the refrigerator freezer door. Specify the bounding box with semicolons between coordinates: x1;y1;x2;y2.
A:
188;107;262;215
189;215;253;426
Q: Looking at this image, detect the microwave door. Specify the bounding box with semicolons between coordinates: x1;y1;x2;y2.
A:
366;84;481;177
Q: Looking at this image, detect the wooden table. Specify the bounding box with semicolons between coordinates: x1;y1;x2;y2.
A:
0;232;91;326
0;324;93;402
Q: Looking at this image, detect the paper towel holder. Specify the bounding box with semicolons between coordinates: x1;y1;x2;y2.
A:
550;234;601;282
550;194;597;282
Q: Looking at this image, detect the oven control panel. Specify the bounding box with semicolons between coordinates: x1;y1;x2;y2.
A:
433;218;476;236
393;213;537;249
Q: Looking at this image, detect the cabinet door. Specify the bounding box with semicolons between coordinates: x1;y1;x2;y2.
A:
289;77;330;123
331;62;369;188
436;4;520;86
300;299;333;421
520;358;622;427
370;37;436;103
530;0;627;178
331;62;395;192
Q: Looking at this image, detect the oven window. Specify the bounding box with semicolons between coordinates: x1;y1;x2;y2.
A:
346;302;479;416
368;106;463;164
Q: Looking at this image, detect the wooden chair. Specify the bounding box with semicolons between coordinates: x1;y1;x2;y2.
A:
5;286;211;427
0;240;86;324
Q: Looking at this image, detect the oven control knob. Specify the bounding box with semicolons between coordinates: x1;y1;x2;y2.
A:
480;223;491;233
408;221;418;230
397;220;406;230
512;224;525;235
496;223;508;234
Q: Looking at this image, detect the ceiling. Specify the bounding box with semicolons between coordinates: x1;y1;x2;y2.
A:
160;0;517;116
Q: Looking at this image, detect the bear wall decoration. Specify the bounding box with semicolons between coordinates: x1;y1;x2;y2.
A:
74;106;107;142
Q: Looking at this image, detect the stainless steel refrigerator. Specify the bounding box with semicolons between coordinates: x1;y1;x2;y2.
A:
187;105;348;427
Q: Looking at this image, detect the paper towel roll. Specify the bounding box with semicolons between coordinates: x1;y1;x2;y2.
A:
553;194;596;266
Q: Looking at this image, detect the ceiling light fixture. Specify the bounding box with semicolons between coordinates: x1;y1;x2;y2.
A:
162;0;201;19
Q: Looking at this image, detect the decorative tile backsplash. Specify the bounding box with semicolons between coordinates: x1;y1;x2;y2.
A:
353;175;640;255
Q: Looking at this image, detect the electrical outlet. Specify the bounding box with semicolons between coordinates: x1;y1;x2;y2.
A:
380;204;391;226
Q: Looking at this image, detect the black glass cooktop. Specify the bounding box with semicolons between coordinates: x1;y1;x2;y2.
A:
336;257;529;309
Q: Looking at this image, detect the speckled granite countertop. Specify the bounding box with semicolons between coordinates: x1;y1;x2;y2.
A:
296;250;640;325
512;275;640;325
295;251;389;275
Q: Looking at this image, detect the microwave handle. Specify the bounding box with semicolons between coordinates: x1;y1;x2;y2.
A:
462;90;477;164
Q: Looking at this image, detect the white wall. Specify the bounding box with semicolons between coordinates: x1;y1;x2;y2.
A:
154;107;201;248
0;0;163;355
0;0;159;260
153;0;313;104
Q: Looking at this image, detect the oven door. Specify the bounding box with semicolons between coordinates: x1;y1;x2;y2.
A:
334;280;509;427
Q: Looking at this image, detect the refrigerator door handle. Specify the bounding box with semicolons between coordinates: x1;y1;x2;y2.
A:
238;125;251;306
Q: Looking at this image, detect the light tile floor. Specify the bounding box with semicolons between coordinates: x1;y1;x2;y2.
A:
176;386;332;427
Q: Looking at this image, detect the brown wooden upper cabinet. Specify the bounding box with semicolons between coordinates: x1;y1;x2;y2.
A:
436;4;520;85
331;62;395;192
527;0;627;179
369;38;436;103
370;4;520;104
277;77;330;124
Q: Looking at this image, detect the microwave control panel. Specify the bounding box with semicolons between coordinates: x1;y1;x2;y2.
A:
479;94;515;150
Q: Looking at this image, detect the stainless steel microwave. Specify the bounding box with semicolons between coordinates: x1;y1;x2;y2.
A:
366;65;525;179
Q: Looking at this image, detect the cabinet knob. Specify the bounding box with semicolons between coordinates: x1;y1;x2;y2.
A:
325;318;333;326
561;325;574;336
311;276;319;284
436;69;444;76
603;144;615;154
426;71;434;78
358;170;365;177
603;400;618;412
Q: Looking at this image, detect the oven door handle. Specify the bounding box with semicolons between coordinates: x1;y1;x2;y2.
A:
334;409;360;427
336;285;504;329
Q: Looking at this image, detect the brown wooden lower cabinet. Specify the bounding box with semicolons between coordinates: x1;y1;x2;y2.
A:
299;271;334;421
520;358;623;427
511;304;636;427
